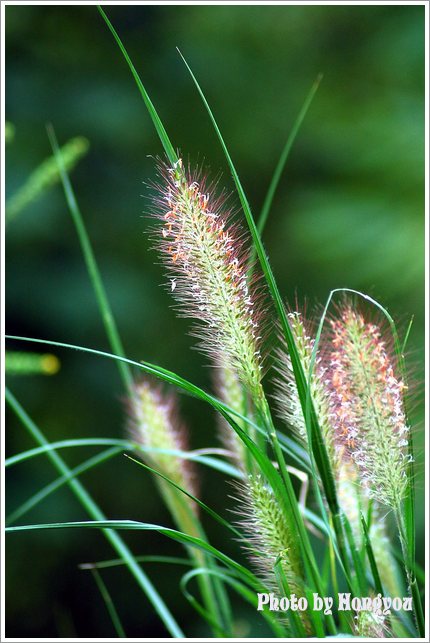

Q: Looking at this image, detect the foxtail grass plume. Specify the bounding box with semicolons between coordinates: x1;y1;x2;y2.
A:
150;159;264;400
275;312;338;470
128;381;197;503
238;474;311;632
275;309;402;598
215;362;250;468
328;306;411;509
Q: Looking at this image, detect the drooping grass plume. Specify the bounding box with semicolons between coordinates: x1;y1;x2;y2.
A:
327;305;411;510
149;159;265;403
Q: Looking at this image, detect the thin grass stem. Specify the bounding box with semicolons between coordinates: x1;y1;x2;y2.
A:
46;124;134;395
90;568;127;637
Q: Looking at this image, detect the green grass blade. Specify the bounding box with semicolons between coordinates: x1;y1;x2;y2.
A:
6;518;258;587
342;516;367;596
256;74;322;236
360;514;384;596
180;567;287;637
179;568;230;637
90;568;126;638
97;5;177;165
4;335;265;446
5;388;184;638
6;437;240;478
401;316;414;355
46;124;133;395
6;447;122;525
6;439;130;467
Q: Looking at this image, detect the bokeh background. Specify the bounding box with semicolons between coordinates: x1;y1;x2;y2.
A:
5;3;425;638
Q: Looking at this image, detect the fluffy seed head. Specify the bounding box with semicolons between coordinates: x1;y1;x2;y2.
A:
274;312;338;471
150;159;264;399
215;361;250;469
237;475;310;631
328;306;411;509
128;380;196;498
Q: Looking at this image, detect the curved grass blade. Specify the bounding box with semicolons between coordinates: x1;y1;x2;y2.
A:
6;519;258;588
90;568;126;638
256;73;322;237
6;446;122;525
97;5;177;165
6;438;240;478
6;334;312;471
46;124;133;395
5;388;184;638
179;568;229;637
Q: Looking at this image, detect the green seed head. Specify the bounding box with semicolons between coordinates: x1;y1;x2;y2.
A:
128;381;196;498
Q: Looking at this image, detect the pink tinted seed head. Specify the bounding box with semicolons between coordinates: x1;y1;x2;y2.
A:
328;306;411;509
150;159;264;399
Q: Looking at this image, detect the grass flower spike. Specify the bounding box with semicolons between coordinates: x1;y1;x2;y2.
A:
215;362;251;468
128;380;196;501
275;312;337;470
238;474;311;633
328;306;411;509
151;159;264;400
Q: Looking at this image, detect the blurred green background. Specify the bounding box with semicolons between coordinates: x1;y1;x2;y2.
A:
5;3;424;638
